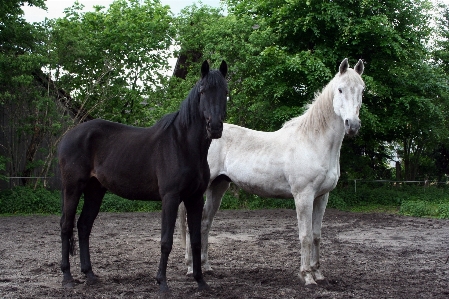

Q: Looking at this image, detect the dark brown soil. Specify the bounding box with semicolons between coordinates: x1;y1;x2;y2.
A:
0;209;448;298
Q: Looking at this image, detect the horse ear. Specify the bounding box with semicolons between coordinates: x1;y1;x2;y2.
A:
219;60;227;78
354;59;364;75
201;60;210;78
339;58;349;74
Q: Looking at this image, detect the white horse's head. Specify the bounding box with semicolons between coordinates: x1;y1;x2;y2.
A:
332;58;364;137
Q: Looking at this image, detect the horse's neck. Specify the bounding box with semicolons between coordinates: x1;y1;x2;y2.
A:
289;93;345;162
178;118;211;158
323;112;345;157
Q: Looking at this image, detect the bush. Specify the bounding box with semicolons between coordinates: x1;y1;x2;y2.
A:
2;183;449;219
400;200;449;218
0;186;162;215
0;186;61;214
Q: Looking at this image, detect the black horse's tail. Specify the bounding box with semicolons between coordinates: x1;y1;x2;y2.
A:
69;233;76;256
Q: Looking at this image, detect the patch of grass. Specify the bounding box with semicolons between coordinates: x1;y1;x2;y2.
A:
399;200;449;218
0;186;162;215
349;204;399;214
2;184;449;219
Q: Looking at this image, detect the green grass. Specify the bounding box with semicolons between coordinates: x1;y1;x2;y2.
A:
1;184;449;219
0;186;161;215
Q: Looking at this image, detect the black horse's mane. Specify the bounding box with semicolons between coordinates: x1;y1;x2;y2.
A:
156;69;227;131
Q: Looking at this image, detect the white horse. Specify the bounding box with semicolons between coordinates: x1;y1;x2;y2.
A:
179;58;364;287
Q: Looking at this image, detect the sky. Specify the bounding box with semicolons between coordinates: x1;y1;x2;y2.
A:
22;0;224;23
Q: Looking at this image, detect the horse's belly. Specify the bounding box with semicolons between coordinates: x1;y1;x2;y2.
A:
236;178;293;199
95;173;161;201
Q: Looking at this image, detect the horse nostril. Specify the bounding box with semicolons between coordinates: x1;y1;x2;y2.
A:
345;119;349;126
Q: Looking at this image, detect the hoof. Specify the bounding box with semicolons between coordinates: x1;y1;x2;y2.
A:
86;272;99;285
158;292;172;299
159;284;170;294
299;271;317;288
316;278;329;286
86;276;99;285
62;279;75;288
304;282;318;289
186;270;193;277
197;281;211;292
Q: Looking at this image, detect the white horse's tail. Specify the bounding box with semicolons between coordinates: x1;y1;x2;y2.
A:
178;202;187;248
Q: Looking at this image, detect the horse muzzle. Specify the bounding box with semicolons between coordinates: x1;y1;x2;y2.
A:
206;119;223;139
345;118;361;137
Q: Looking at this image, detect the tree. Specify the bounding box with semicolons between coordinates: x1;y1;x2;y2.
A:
174;0;449;180
49;0;175;126
0;0;61;186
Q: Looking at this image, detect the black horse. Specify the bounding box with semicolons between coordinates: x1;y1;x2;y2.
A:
58;60;228;292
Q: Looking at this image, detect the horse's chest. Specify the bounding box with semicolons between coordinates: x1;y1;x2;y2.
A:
319;166;339;194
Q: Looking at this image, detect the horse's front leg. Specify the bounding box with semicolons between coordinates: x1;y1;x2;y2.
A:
185;195;210;291
311;193;329;284
156;193;181;293
294;191;317;288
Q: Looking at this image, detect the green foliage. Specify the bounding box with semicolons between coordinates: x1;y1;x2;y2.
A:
174;0;449;179
1;184;448;219
219;185;295;210
0;156;7;181
49;0;175;126
0;186;162;215
327;182;449;218
99;193;162;213
0;186;61;214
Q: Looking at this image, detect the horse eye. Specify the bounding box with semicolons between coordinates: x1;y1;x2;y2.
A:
338;88;342;93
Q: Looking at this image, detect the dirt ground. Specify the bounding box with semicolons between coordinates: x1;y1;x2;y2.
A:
0;209;448;299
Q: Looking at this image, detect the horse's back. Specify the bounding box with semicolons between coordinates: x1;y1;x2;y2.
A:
58;119;164;199
59;119;150;163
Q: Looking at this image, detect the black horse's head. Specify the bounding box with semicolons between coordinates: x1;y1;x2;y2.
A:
199;60;228;139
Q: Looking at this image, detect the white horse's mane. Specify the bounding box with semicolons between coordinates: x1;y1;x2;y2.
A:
281;81;334;135
282;69;362;135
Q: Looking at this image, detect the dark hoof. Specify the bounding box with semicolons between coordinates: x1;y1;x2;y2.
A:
158;280;170;294
86;277;99;285
158;291;172;299
304;283;317;289
62;279;75;288
197;280;210;292
316;278;329;286
159;286;170;294
86;272;99;285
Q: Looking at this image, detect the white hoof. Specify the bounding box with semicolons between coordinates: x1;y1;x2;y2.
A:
313;269;326;281
299;271;317;287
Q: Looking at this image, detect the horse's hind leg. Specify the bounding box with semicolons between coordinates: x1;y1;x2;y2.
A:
77;178;106;285
311;193;328;285
201;176;230;273
60;184;82;287
183;176;230;275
